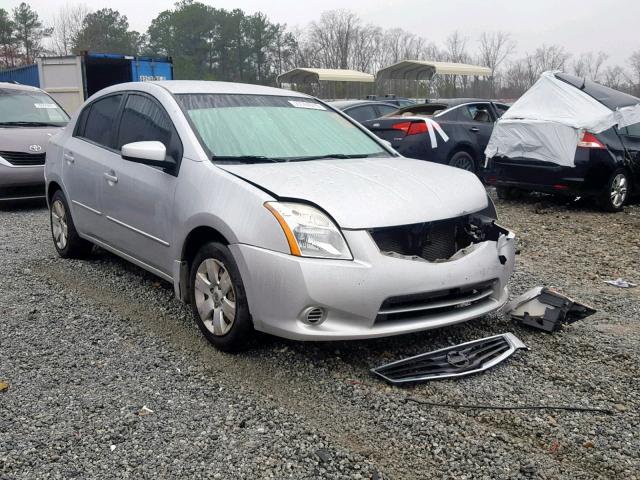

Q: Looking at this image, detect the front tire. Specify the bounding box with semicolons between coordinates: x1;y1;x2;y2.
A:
190;242;253;351
49;190;93;258
598;169;629;212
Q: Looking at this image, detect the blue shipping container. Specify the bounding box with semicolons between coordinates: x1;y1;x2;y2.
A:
131;58;174;82
0;63;40;87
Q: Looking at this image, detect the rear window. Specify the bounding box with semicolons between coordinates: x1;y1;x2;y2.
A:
0;88;69;126
177;94;386;160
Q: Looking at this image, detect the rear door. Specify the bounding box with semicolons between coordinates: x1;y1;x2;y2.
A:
618;122;640;184
455;103;495;153
99;92;182;275
64;93;124;237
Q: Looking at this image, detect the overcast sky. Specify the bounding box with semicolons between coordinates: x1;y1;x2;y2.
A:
5;0;639;66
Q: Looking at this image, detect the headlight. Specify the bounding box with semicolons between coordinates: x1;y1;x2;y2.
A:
265;202;352;260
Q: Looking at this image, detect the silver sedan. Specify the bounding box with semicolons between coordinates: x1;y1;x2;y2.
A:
45;80;515;351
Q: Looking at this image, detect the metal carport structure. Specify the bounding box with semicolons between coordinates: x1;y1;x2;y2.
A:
376;61;493;99
277;68;375;99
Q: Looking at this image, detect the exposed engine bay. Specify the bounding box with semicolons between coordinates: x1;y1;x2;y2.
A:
369;214;511;263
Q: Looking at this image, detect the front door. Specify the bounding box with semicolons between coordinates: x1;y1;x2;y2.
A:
99;93;182;275
63;93;124;238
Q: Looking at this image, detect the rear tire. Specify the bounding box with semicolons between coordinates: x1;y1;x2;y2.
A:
496;186;524;200
448;151;477;172
598;169;629;212
49;190;93;258
189;242;253;352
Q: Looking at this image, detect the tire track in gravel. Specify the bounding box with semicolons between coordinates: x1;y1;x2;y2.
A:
36;258;615;480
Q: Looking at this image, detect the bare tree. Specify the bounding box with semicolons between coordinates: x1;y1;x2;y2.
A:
478;31;515;96
51;3;90;56
602;65;627;90
533;44;571;72
478;32;516;74
308;9;361;69
629;50;640;94
444;31;469;63
571;51;608;81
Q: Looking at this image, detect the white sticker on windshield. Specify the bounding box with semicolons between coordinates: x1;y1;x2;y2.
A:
288;100;326;110
34;103;58;109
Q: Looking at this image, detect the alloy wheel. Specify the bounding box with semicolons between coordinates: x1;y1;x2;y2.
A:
610;173;628;209
51;200;69;250
450;155;475;172
193;258;236;336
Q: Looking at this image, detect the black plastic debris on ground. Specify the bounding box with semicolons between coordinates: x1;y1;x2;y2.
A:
505;286;596;332
371;333;527;385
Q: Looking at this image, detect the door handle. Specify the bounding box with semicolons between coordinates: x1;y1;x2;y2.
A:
470;127;480;133
103;172;118;184
63;152;74;164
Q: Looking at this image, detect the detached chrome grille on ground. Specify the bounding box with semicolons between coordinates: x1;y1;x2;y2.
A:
371;333;527;384
376;280;496;322
0;150;46;166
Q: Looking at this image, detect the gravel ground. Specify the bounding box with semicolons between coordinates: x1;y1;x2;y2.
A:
0;193;638;479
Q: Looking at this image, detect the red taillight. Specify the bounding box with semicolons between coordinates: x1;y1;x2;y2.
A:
391;121;428;136
577;132;605;149
553;184;569;190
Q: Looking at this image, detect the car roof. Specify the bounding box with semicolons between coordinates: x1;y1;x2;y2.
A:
555;72;640;110
150;80;310;98
0;82;43;93
329;100;397;109
92;80;312;99
426;98;497;106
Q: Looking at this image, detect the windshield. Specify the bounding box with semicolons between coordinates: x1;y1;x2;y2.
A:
0;88;69;126
176;94;386;161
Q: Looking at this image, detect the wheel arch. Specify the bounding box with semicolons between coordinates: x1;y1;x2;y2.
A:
448;142;479;163
181;225;230;268
46;181;63;206
175;225;231;303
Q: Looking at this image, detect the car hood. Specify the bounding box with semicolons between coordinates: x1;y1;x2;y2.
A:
0;126;64;153
218;157;488;229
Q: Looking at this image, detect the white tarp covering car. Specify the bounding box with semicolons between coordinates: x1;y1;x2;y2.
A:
485;71;640;167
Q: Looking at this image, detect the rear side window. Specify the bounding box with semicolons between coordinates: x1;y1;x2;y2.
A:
116;94;182;163
377;105;398;116
623;122;640;137
347;105;378;122
81;94;123;148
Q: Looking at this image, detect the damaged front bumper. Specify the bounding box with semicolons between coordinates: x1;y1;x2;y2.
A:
230;220;516;341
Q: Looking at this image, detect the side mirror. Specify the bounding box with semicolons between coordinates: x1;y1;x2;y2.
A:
121;141;173;168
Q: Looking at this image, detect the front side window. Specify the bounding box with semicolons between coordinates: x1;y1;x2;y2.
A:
176;94;386;161
117;94;181;162
0;88;69;126
82;94;123;148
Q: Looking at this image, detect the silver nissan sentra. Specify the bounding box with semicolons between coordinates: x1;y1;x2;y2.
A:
45;80;515;351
